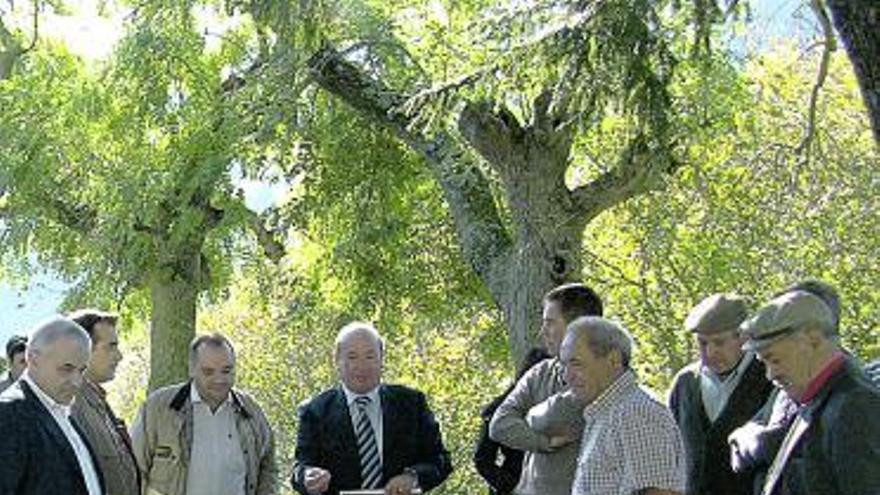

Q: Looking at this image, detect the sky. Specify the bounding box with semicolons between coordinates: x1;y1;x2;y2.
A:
0;0;807;344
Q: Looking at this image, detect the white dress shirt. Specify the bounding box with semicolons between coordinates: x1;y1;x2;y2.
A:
342;384;384;462
185;386;247;495
22;372;103;495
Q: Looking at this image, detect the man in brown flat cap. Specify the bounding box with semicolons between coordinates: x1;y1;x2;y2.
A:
668;294;774;495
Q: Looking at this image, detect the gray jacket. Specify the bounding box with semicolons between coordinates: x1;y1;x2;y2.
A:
489;358;584;495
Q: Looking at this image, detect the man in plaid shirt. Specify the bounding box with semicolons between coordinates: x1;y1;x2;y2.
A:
560;316;686;495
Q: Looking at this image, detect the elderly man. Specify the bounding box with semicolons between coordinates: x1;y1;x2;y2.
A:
0;317;104;495
131;333;277;495
727;280;863;493
668;294;773;495
739;290;880;495
0;334;27;393
489;283;603;495
68;309;140;495
292;321;452;495
562;316;686;495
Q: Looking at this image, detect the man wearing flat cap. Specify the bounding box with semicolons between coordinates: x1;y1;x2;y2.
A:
668;294;774;495
739;290;880;495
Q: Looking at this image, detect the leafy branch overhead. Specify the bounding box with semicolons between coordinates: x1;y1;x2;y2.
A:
304;0;692;356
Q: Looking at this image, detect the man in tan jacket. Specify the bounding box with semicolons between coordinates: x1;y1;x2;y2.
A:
131;333;277;495
69;309;140;495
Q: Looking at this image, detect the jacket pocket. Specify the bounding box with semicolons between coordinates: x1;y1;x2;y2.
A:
148;452;181;493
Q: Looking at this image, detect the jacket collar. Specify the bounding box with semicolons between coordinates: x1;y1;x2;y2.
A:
168;380;252;419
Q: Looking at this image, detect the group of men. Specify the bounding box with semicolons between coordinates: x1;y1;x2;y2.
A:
0;278;877;495
0;312;451;495
483;281;879;495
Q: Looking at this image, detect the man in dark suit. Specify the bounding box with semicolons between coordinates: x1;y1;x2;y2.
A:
0;316;105;495
292;321;452;495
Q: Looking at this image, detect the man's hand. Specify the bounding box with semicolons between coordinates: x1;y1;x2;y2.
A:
728;422;762;472
547;429;579;450
303;466;331;494
384;473;418;495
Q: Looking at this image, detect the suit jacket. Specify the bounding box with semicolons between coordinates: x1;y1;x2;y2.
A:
770;357;880;495
0;380;105;495
669;357;774;495
291;384;452;495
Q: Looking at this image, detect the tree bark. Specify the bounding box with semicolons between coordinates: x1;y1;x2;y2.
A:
308;46;669;360
147;250;200;390
826;0;880;145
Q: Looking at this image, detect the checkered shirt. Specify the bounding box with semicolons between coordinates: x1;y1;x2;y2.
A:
572;369;687;495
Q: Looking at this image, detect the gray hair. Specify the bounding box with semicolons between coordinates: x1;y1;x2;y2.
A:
27;316;91;356
334;321;384;360
567;316;634;368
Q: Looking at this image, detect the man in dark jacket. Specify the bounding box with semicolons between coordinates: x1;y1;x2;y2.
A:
291;321;452;495
0;335;27;394
0;316;105;495
669;294;774;495
739;290;879;495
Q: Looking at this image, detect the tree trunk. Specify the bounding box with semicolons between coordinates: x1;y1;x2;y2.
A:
499;227;584;358
308;46;670;362
147;251;200;391
459;100;587;358
826;0;880;145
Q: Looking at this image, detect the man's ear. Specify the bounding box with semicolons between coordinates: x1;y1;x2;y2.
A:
804;325;826;347
609;349;623;369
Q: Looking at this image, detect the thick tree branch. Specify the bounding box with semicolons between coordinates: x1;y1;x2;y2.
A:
825;0;880;145
458;101;525;173
570;135;676;219
458;90;575;182
307;44;512;289
227;195;286;264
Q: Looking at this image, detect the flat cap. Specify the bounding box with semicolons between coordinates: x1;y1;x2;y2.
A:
685;293;748;335
740;290;834;352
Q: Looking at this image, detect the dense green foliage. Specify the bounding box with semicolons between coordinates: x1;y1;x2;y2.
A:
107;44;877;494
2;1;878;494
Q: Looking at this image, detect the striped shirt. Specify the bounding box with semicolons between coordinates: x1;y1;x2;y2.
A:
572;370;686;495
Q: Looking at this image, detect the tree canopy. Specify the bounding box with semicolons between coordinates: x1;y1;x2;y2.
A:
0;2;878;491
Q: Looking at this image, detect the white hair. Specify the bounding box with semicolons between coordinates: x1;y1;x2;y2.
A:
567;316;635;368
334;321;384;359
